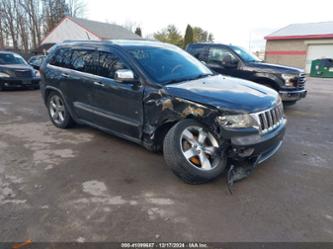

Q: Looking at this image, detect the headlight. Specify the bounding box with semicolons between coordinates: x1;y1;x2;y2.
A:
217;114;259;129
281;74;297;87
0;72;10;78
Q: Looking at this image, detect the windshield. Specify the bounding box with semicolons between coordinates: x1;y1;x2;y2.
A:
230;45;261;63
0;53;27;65
125;45;213;85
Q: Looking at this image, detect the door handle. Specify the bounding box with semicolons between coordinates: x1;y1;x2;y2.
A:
93;81;105;87
61;73;70;78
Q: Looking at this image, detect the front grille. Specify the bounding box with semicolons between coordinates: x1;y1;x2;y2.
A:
14;69;33;78
254;104;284;134
296;73;306;88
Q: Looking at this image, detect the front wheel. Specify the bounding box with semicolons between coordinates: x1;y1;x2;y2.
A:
163;119;226;184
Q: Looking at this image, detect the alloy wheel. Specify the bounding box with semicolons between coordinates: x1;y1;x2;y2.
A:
49;95;65;125
180;126;220;171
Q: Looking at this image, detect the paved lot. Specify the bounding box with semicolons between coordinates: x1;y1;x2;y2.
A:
0;78;332;242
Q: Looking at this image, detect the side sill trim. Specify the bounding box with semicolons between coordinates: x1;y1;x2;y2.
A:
73;102;141;127
78;119;141;144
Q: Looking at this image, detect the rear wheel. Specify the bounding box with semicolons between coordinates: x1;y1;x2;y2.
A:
47;92;74;128
163;119;226;184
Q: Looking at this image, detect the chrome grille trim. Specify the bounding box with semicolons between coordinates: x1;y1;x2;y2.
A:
14;69;33;78
272;108;277;124
297;73;306;88
251;103;284;134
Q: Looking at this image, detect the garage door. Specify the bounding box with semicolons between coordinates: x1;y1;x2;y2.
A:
306;44;333;73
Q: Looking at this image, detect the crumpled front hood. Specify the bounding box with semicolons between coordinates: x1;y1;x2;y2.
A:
165;75;279;113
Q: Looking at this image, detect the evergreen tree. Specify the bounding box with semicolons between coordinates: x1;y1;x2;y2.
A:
135;27;142;37
183;24;193;48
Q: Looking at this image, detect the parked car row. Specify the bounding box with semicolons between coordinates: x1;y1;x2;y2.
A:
38;40;288;184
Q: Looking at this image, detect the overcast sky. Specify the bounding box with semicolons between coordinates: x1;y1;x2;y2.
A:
86;0;333;51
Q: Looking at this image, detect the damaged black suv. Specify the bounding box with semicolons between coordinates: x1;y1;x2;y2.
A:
40;40;286;184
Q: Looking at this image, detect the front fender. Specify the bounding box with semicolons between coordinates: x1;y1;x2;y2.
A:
251;72;283;90
142;88;223;149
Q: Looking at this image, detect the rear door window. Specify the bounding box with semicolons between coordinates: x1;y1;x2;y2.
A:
70;50;99;75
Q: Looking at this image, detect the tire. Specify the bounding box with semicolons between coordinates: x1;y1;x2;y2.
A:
47;91;75;129
163;119;227;184
283;101;297;106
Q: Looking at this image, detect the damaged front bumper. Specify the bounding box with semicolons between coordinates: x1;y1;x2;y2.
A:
224;119;286;192
229;118;286;164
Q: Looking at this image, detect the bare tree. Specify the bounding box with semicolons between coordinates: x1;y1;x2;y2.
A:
42;0;68;34
18;0;43;49
122;20;139;32
0;0;85;52
66;0;86;17
0;7;7;48
16;10;29;53
0;0;19;49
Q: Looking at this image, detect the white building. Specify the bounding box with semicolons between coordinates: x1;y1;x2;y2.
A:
40;16;141;50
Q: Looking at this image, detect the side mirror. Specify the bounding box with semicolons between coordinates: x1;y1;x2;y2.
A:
114;69;137;83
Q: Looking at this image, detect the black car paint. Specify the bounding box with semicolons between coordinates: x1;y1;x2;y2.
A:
40;41;285;163
0;52;40;89
165;75;278;113
186;43;307;102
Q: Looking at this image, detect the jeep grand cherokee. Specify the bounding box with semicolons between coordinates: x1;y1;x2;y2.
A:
40;40;286;184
